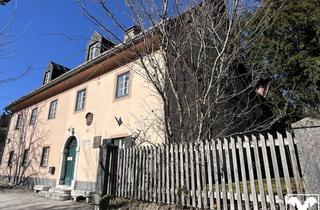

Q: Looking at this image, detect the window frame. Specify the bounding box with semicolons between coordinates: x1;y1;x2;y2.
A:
15;114;23;129
48;99;58;119
29;107;38;126
21;149;29;167
75;88;86;112
44;71;51;84
8;151;14;167
115;71;130;99
40;147;50;167
88;42;99;60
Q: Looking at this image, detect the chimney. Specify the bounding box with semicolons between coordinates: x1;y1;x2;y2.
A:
124;25;142;42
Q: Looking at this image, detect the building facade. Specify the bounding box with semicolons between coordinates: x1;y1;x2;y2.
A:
0;30;164;192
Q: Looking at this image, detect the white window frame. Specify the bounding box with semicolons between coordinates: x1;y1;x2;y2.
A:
116;72;130;98
15;114;23;129
48;100;58;119
75;89;86;111
40;147;50;167
44;71;51;84
21;149;29;166
29;107;38;126
88;42;99;60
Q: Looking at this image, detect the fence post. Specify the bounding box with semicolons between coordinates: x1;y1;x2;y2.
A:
292;118;320;194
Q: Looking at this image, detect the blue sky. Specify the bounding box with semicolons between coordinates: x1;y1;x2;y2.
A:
0;0;131;112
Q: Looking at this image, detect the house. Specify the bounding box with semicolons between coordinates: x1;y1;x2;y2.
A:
0;29;164;198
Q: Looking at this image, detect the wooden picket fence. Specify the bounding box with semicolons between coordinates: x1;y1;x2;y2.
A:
105;132;303;210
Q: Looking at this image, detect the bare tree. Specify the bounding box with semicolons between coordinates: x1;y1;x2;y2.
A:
79;0;284;143
1;106;49;187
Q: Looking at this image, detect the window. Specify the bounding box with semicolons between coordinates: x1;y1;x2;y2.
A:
48;100;58;119
44;71;51;84
29;107;38;125
15;114;23;129
116;72;130;98
107;137;133;149
75;89;86;111
40;147;50;167
21;149;29;166
8;151;13;167
88;42;99;60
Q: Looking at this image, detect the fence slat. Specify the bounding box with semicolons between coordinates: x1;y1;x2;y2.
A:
206;141;214;209
225;138;235;210
212;140;221;210
200;141;208;209
174;144;180;204
134;148;139;200
252;135;267;210
157;145;161;203
231;138;242;210
146;147;150;201
137;148;142;200
259;134;276;210
195;143;202;209
131;147;135;199
189;142;196;207
141;147;146;200
185;143;191;207
237;137;250;210
267;133;285;210
149;146;156;202
180;143;185;206
124;147;128;197
133;147;140;200
244;135;259;210
118;149;123;197
170;144;175;204
161;145;165;203
166;144;170;204
218;139;228;210
277;132;292;195
152;146;156;202
115;148;120;196
286;131;302;194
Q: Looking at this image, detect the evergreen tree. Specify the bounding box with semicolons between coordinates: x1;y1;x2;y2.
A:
247;0;320;126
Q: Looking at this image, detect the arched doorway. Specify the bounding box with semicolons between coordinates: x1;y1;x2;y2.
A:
63;137;77;186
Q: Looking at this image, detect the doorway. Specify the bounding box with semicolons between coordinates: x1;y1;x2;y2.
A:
63;137;77;186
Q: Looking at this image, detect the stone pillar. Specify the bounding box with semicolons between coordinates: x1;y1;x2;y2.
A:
292;117;320;194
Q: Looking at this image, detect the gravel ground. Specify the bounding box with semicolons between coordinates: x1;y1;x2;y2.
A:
0;189;92;210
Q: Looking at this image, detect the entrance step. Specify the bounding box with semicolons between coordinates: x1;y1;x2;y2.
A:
33;185;51;193
71;190;93;203
39;186;72;201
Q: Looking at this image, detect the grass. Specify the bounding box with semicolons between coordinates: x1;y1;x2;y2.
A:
205;177;301;194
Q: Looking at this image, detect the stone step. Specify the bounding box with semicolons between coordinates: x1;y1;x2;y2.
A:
49;187;72;195
39;191;71;201
33;185;51;192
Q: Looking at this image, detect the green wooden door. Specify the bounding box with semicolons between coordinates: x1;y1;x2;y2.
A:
64;138;77;186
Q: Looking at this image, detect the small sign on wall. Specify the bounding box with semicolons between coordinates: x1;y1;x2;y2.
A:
82;140;91;148
93;136;102;148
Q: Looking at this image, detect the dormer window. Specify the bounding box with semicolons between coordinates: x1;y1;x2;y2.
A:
44;71;51;85
88;42;99;60
85;32;115;62
42;62;70;85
